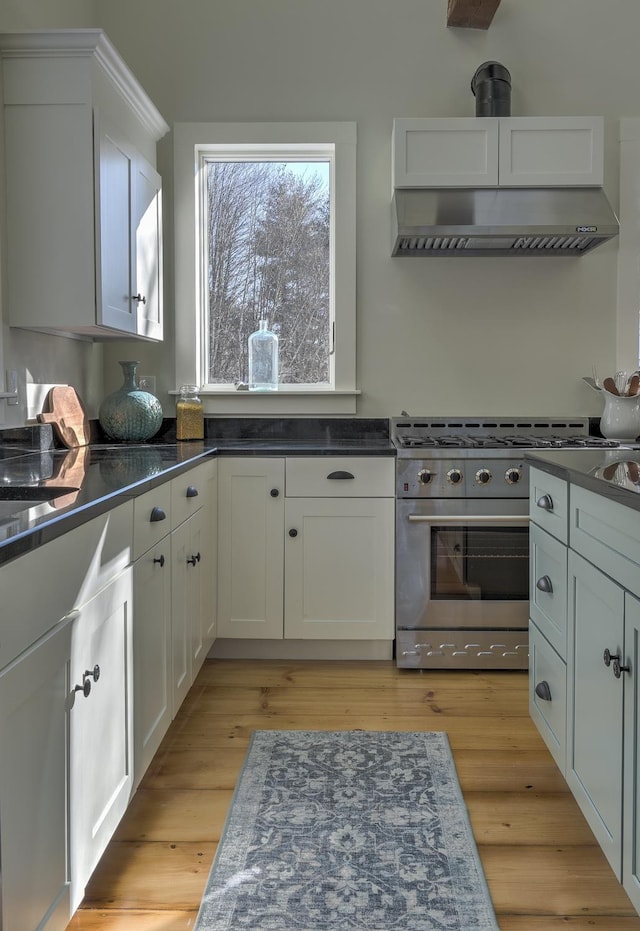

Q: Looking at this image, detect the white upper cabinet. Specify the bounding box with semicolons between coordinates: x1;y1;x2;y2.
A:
393;116;604;188
0;29;169;340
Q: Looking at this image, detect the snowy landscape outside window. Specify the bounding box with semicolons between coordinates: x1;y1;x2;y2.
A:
201;151;333;389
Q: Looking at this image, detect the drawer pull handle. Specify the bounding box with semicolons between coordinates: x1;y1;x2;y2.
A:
535;681;552;702
536;575;553;594
327;470;355;480
153;555;165;567
186;485;199;498
536;494;554;511
150;506;167;523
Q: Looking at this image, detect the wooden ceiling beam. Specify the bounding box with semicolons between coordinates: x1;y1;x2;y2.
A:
447;0;501;29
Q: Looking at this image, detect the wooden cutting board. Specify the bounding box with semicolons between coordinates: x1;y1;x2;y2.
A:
38;386;91;448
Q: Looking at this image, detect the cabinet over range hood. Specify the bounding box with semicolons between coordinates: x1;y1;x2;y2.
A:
391;186;620;257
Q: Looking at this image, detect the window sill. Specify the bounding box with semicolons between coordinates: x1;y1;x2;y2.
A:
169;388;360;416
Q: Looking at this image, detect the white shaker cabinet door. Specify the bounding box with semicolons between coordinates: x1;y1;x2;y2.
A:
0;618;73;931
623;591;640;913
134;154;163;340
133;541;172;788
567;550;624;878
284;497;395;640
97;127;136;334
217;458;285;639
69;568;134;911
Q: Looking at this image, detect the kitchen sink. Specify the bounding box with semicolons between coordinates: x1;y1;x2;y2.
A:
0;486;80;501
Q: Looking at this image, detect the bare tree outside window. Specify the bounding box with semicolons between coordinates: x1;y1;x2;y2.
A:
205;160;331;386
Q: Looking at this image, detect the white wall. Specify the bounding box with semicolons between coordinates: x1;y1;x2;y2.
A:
95;0;640;418
4;0;640;422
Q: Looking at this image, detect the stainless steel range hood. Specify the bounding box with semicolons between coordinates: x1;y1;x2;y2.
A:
391;187;619;256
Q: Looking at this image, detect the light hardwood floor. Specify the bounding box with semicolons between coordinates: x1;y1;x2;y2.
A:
68;659;640;931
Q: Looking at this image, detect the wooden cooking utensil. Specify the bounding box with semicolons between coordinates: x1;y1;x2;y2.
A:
628;373;640;396
603;376;620;396
37;386;91;448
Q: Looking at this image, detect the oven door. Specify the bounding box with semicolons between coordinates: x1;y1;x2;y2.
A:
396;497;529;633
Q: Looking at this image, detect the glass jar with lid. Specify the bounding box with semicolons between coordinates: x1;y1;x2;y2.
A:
176;385;204;440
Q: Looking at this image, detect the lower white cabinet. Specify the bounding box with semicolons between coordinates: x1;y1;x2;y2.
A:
69;568;134;911
133;459;217;784
0;456;218;928
133;488;172;789
217;457;395;642
0;617;73;931
567;550;624;877
284;496;395;639
624;591;640;912
217;458;285;639
529;474;640;914
0;500;134;929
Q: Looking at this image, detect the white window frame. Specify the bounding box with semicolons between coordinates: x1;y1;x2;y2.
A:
173;122;358;414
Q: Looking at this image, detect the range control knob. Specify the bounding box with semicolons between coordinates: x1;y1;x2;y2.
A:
505;467;522;485
417;469;434;485
475;468;492;485
446;468;463;486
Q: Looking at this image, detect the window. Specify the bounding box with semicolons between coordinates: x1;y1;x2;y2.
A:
173;123;357;414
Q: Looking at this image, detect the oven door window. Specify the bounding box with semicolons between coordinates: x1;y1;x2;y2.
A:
430;525;528;601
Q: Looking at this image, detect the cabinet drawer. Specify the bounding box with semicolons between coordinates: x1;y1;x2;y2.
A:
571;485;640;597
133;483;172;559
286;457;394;498
530;467;568;544
0;501;133;670
171;460;213;526
530;523;568;659
529;622;567;775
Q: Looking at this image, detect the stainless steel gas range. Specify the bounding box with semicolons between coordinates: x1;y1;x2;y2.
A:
392;416;621;670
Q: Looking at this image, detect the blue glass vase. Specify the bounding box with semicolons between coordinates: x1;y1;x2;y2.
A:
99;361;163;442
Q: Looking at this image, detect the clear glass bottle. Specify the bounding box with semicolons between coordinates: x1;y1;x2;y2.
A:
176;385;204;440
248;320;278;391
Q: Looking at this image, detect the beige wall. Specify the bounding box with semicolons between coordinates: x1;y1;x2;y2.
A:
4;0;640;422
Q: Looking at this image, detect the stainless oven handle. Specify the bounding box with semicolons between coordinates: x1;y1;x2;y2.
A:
407;515;530;525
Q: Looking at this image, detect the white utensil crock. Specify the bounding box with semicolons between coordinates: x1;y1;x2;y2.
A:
600;388;640;441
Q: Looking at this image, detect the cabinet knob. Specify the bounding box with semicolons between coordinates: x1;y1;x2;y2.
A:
536;494;554;511
132;293;147;305
73;679;91;699
153;554;166;567
187;552;201;566
614;657;630;679
604;649;630;678
535;680;552;701
186;485;199;498
150;506;167;523
289;528;298;538
536;575;553;594
270;488;280;497
84;664;100;684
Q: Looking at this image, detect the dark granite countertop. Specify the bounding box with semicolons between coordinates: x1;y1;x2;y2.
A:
526;448;640;512
0;418;395;567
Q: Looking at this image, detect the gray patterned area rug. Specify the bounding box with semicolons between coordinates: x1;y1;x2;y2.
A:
195;730;498;930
